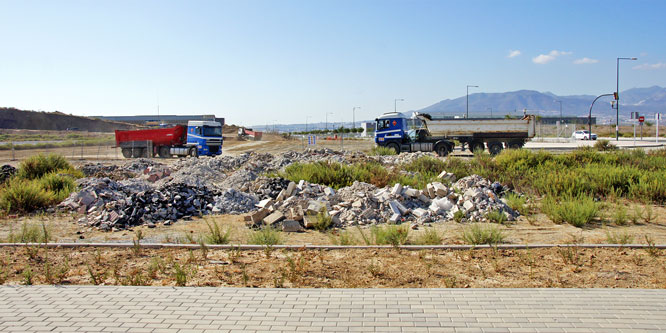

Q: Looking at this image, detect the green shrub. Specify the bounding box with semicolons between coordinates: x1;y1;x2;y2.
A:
38;172;77;202
0;178;55;213
17;154;72;180
280;161;421;189
249;227;283;246
412;228;443;245
461;224;505;245
504;192;527;215
594;139;618;151
311;208;333;231
370;225;410;246
541;194;598;228
485;209;508;224
369;146;397;156
612;205;628;226
606;230;634;245
453;210;465;223
203;219;231;244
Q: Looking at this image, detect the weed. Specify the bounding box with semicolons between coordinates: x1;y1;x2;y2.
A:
504;192;527;215
310;208;333;231
541;194;598;228
122;268;148;286
356;226;371;245
606;230;634;245
461;224;505;245
594;139;618;151
485;209;508;224
557;246;583;266
630;205;643;224
412;228;443;245
369;146;397;156
644;235;661;257
443;275;457;288
87;264;105;285
613;205;629;226
204;219;231;244
241;264;249;286
22;268;34;285
132;238;141;257
173;263;189;286
370;224;409;246
249;227;283;246
135;229;144;241
642;205;657;224
453;210;465;223
6;222;51;243
198;239;209;260
328;229;358;245
367;260;382;277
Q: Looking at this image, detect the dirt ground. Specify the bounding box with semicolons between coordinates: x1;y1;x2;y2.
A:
0;246;663;288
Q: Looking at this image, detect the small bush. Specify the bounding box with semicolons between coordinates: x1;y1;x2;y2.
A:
0;179;54;213
311;208;333;231
17;154;72;180
328;230;358;245
485;209;508;224
249;227;283;246
594;139;618;151
461;224;505;245
203;219;231;244
369;146;397;156
541;194;599;228
370;225;410;246
504;192;527;215
606;230;634;245
38;172;77;202
453;210;465;223
412;228;443;245
612;205;628;226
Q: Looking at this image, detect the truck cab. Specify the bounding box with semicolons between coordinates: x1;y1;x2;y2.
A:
374;112;407;146
186;120;223;156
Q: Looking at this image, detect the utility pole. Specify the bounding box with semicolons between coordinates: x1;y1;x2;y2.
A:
394;99;404;113
616;57;638;140
352;106;360;131
466;85;478;118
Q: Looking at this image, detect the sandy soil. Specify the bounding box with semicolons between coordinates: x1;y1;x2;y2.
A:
0;246;663;288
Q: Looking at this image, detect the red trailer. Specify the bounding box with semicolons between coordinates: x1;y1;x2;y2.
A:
115;126;193;158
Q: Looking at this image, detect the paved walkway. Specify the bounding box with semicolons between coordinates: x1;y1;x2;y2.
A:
1;287;665;332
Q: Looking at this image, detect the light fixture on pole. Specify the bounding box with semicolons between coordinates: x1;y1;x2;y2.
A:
352;107;361;130
394;99;404;113
466;85;478;118
616;57;638;141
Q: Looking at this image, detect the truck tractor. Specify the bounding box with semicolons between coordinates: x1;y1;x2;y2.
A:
374;112;535;156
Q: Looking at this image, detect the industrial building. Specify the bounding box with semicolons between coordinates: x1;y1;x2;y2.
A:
94;115;224;126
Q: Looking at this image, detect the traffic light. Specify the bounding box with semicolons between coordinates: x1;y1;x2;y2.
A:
613;92;618;100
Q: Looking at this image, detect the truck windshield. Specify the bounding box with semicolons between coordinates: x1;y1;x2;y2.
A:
203;126;222;137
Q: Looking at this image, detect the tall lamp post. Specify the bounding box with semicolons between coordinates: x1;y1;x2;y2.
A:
352;106;361;131
305;116;312;132
394;99;404;113
325;112;334;131
616;57;637;141
554;100;562;137
487;107;493;118
466;85;478;118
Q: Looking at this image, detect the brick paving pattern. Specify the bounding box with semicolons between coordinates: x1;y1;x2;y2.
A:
1;287;665;332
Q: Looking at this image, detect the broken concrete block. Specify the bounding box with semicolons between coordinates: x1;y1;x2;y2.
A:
256;198;274;209
404;188;419;197
282;220;303;232
263;211;285;225
432;198;454;211
412;208;428;218
276;189;286;201
297;179;305;189
417;194;431;204
389;213;401;223
307;200;325;214
286;182;296;196
391;183;403;195
394;201;410;215
463;200;475;212
432;182;448;197
388;201;402;215
324;187;335;196
352;200;363;208
289;206;304;221
426;184;436;198
303;215;317;229
250;208;270;224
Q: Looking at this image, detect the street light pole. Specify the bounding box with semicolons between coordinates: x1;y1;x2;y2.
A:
325;112;334;131
466;85;478;118
394;99;404;113
352;107;360;131
487;107;493;118
305;116;312;132
616;57;638;141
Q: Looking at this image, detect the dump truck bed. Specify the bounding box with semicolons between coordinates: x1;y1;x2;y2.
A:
115;126;186;147
417;115;536;138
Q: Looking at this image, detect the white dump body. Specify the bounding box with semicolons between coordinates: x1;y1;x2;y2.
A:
416;114;536;138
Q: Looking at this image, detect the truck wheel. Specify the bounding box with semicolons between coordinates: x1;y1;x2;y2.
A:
158;146;171;158
188;147;199;158
386;143;400;154
131;148;144;158
121;148;132;158
488;142;503;156
435;144;450;157
470;141;484;153
508;141;523;149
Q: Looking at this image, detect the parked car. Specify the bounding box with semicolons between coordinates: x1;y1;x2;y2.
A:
571;130;597;140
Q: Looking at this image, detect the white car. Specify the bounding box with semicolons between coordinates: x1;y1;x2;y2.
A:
571;130;597;140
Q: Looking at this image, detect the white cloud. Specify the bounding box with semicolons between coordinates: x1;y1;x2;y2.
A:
632;62;666;70
532;50;572;64
507;50;521;58
573;57;599;64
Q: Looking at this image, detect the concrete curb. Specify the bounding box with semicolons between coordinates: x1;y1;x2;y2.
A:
0;242;664;250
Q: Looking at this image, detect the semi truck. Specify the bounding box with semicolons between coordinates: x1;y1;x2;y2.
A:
115;120;223;158
374;112;535;156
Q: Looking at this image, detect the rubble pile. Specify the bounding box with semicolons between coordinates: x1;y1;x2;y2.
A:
0;165;17;183
122;158;165;173
212;188;258;214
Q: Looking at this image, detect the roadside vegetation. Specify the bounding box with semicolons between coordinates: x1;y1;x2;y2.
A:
0;154;81;214
0;132;114;150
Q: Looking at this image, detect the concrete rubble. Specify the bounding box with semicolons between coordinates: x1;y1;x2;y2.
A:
59;150;520;231
0;165;17;183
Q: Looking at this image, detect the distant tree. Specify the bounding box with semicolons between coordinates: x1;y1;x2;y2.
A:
645;121;654;127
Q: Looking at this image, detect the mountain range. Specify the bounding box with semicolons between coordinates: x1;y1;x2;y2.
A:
413;86;666;122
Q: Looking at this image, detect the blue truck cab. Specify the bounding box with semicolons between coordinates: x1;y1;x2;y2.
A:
186;120;223;156
374;112;408;146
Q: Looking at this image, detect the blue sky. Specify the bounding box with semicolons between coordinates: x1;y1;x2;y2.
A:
1;0;665;125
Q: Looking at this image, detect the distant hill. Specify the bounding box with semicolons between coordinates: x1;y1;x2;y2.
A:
0;107;141;132
413;86;666;122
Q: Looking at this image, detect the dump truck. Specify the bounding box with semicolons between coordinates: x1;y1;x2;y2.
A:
237;127;263;141
115;120;223;158
374;112;535;156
